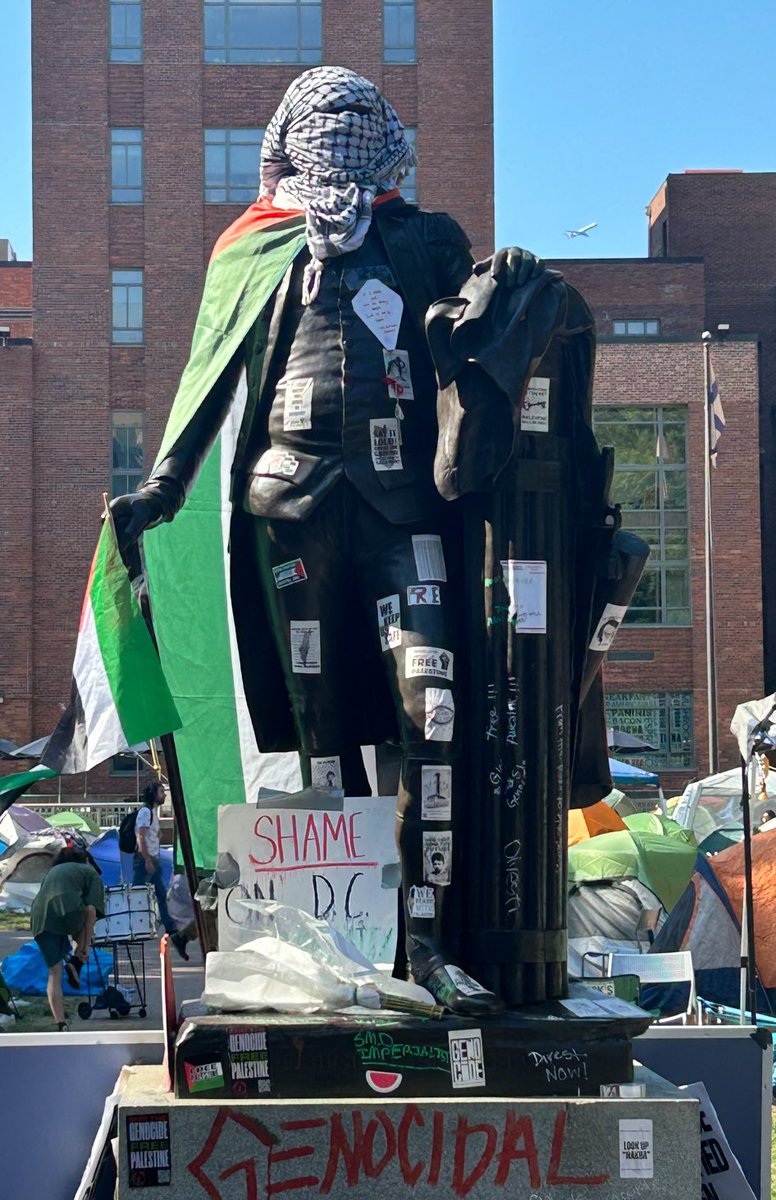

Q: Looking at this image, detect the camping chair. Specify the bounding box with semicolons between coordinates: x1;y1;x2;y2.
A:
606;951;698;1024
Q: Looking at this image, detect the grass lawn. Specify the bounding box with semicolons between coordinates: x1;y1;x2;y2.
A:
0;911;31;932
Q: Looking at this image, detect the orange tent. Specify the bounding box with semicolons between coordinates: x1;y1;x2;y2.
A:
711;829;776;989
568;800;627;846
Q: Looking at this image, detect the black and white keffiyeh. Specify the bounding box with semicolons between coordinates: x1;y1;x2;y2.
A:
260;67;416;303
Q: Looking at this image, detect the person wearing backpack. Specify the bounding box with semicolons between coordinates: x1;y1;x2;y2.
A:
130;782;188;959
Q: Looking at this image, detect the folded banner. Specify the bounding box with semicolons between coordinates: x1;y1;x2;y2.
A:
42;518;181;774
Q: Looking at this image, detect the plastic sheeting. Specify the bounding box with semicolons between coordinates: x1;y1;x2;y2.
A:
2;940;114;997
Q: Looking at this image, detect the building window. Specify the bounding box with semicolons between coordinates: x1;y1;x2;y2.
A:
401;128;417;204
605;691;694;771
111;129;143;204
110;1;142;62
205;129;264;203
612;319;661;337
204;0;322;64
111;411;144;498
594;406;690;625
111;752;145;775
384;0;416;62
111;269;143;344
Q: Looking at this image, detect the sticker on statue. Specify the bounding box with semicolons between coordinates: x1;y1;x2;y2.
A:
352;278;403;350
407;584;441;606
370;418;403;471
589;603;627;652
424;688;455;742
290;620;321;674
283;377;314;432
412;534;447;582
444;966;489;996
376;594;402;652
448;1028;486;1089
421;765;452;821
310;756;342;789
406;646;454;681
264;450;300;477
383;349;414;400
500;560;547;633
408;884;435;918
272;558;307;589
423;830;452;886
520;376;550;433
618;1119;654;1180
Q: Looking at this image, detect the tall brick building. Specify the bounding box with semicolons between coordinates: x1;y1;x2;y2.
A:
6;0;493;793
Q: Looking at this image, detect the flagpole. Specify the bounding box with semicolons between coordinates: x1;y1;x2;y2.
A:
702;332;719;774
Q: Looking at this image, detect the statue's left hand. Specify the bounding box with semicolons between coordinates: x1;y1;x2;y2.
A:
489;246;545;288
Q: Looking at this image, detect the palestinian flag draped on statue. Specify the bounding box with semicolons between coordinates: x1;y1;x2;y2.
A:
42;518;181;774
141;200;316;867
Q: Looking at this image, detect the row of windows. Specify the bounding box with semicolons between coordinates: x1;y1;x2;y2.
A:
111;0;416;64
612;319;661;337
112;126;417;205
605;691;694;771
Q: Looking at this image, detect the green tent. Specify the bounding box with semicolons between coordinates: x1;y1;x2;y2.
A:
47;810;101;836
624;811;697;847
568;829;697;911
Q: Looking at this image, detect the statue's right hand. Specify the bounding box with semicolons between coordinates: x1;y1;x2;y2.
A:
109;489;167;555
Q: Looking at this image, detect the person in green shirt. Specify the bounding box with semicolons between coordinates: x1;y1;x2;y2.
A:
30;846;105;1031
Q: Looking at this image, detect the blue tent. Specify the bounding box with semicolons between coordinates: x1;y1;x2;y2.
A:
609;757;659;787
89;828;173;887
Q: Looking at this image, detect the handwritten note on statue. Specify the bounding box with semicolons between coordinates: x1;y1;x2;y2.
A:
501;560;547;634
352;279;403;350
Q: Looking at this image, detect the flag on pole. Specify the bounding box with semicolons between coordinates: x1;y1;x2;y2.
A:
708;358;726;467
0;765;59;818
42;517;181;774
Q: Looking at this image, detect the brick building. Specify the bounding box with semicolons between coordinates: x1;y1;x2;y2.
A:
554;255;762;792
6;0;493;793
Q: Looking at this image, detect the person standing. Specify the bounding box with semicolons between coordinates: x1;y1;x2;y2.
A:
31;846;105;1031
133;781;188;959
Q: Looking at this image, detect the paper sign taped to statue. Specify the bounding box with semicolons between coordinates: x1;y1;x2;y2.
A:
310;756;342;789
589;603;627;652
283;377;313;431
421;764;452;820
412;534;447;582
407;584;441;606
501;560;547;633
218;797;399;966
425;688;455;741
353;279;403;349
383;349;414;400
619;1119;654;1179
406;646;454;681
290;621;321;673
520;376;550;432
370;418;403;471
423;830;452;886
377;594;402;651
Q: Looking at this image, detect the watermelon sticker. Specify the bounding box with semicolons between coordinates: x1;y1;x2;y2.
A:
365;1070;403;1094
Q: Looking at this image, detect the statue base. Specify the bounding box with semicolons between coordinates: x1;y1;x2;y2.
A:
173;985;652;1102
118;1062;698;1198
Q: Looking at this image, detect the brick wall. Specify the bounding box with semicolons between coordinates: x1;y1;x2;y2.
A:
0;263;33;338
647;171;776;690
30;0;493;794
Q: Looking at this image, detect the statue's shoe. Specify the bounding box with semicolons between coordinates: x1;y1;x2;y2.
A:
418;963;504;1017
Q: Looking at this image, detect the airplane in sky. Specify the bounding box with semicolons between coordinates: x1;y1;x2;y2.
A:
564;222;598;239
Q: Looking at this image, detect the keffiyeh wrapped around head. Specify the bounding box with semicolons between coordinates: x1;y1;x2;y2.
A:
260;66;416;303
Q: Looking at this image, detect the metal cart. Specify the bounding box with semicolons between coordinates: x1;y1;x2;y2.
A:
77;884;158;1021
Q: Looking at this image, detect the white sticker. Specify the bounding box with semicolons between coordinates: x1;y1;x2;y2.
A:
589;603;628;652
406;646;454;682
290;621;321;674
352;279;403;350
445;966;488;997
370;418;403;471
421;765;452;821
262;449;300;477
272;558;307;589
376;594;402;652
408;885;435;918
448;1029;486;1090
383;349;414;400
283;378;314;432
520;376;550;432
407;584;441;606
423;830;452;886
425;688;455;742
310;756;342;789
619;1119;654;1180
501;560;547;633
412;534;447;582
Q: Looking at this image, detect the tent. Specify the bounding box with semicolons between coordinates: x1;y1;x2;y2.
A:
0;804;52;850
568;801;627;846
568;876;667;978
88;828;174;887
608;757;659;787
673;766;776;840
46;810;100;837
568;829;697;912
0;835;64;912
624;812;696;846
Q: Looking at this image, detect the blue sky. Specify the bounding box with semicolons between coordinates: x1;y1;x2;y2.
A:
1;1;774;261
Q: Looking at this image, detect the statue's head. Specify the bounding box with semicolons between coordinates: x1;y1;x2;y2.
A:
260;66;415;199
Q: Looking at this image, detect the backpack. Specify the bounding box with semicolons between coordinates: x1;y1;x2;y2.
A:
118;809;139;854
